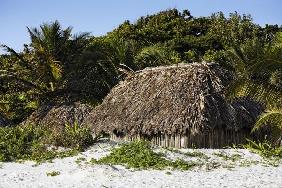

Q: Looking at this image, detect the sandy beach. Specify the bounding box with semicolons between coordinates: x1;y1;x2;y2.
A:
1;141;281;188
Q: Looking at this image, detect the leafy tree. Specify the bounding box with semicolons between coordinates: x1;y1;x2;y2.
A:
0;21;90;122
134;45;181;69
66;36;140;102
26;20;90;89
208;12;260;48
225;34;282;103
109;9;193;45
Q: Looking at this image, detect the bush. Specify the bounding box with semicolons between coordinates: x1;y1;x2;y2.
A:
0;123;94;162
243;139;282;159
92;141;198;170
46;121;94;150
46;171;60;176
0;125;44;161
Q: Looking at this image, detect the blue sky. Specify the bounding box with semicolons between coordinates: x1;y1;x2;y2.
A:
0;0;282;53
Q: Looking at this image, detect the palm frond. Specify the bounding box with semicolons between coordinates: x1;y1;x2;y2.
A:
227;78;281;108
49;60;63;80
0;44;32;69
252;109;282;132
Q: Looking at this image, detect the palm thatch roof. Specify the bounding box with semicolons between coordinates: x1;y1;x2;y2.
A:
22;102;93;130
83;63;263;147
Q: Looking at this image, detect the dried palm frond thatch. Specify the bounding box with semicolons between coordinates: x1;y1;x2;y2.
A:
83;63;263;148
22;102;93;131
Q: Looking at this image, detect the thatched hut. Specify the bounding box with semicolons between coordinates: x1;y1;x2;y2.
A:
83;63;263;148
22;102;93;131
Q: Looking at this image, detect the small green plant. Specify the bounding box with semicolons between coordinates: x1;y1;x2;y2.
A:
171;159;198;170
205;161;221;170
185;151;204;157
213;152;242;162
239;160;259;167
185;151;210;160
75;157;87;164
91;141;199;170
243;139;282;159
165;171;172;175
222;164;235;170
31;149;79;164
46;171;60;176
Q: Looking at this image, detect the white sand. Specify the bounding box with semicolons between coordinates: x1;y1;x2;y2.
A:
0;141;281;188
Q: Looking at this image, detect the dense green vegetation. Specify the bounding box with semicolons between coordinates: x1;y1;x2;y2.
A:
91;141;198;170
0;8;281;150
0;123;93;162
243;139;282;159
91;140;281;170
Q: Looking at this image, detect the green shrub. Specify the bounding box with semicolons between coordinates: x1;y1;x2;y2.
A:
243;139;282;159
46;171;60;176
213;152;242;162
0;123;93;162
47;121;94;150
0;125;44;161
184;151;208;159
92;141;198;170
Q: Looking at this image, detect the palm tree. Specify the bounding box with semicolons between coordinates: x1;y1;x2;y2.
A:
2;20;90;91
0;21;90;122
253;109;282;130
27;20;89;82
225;33;282;141
226;39;282;104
